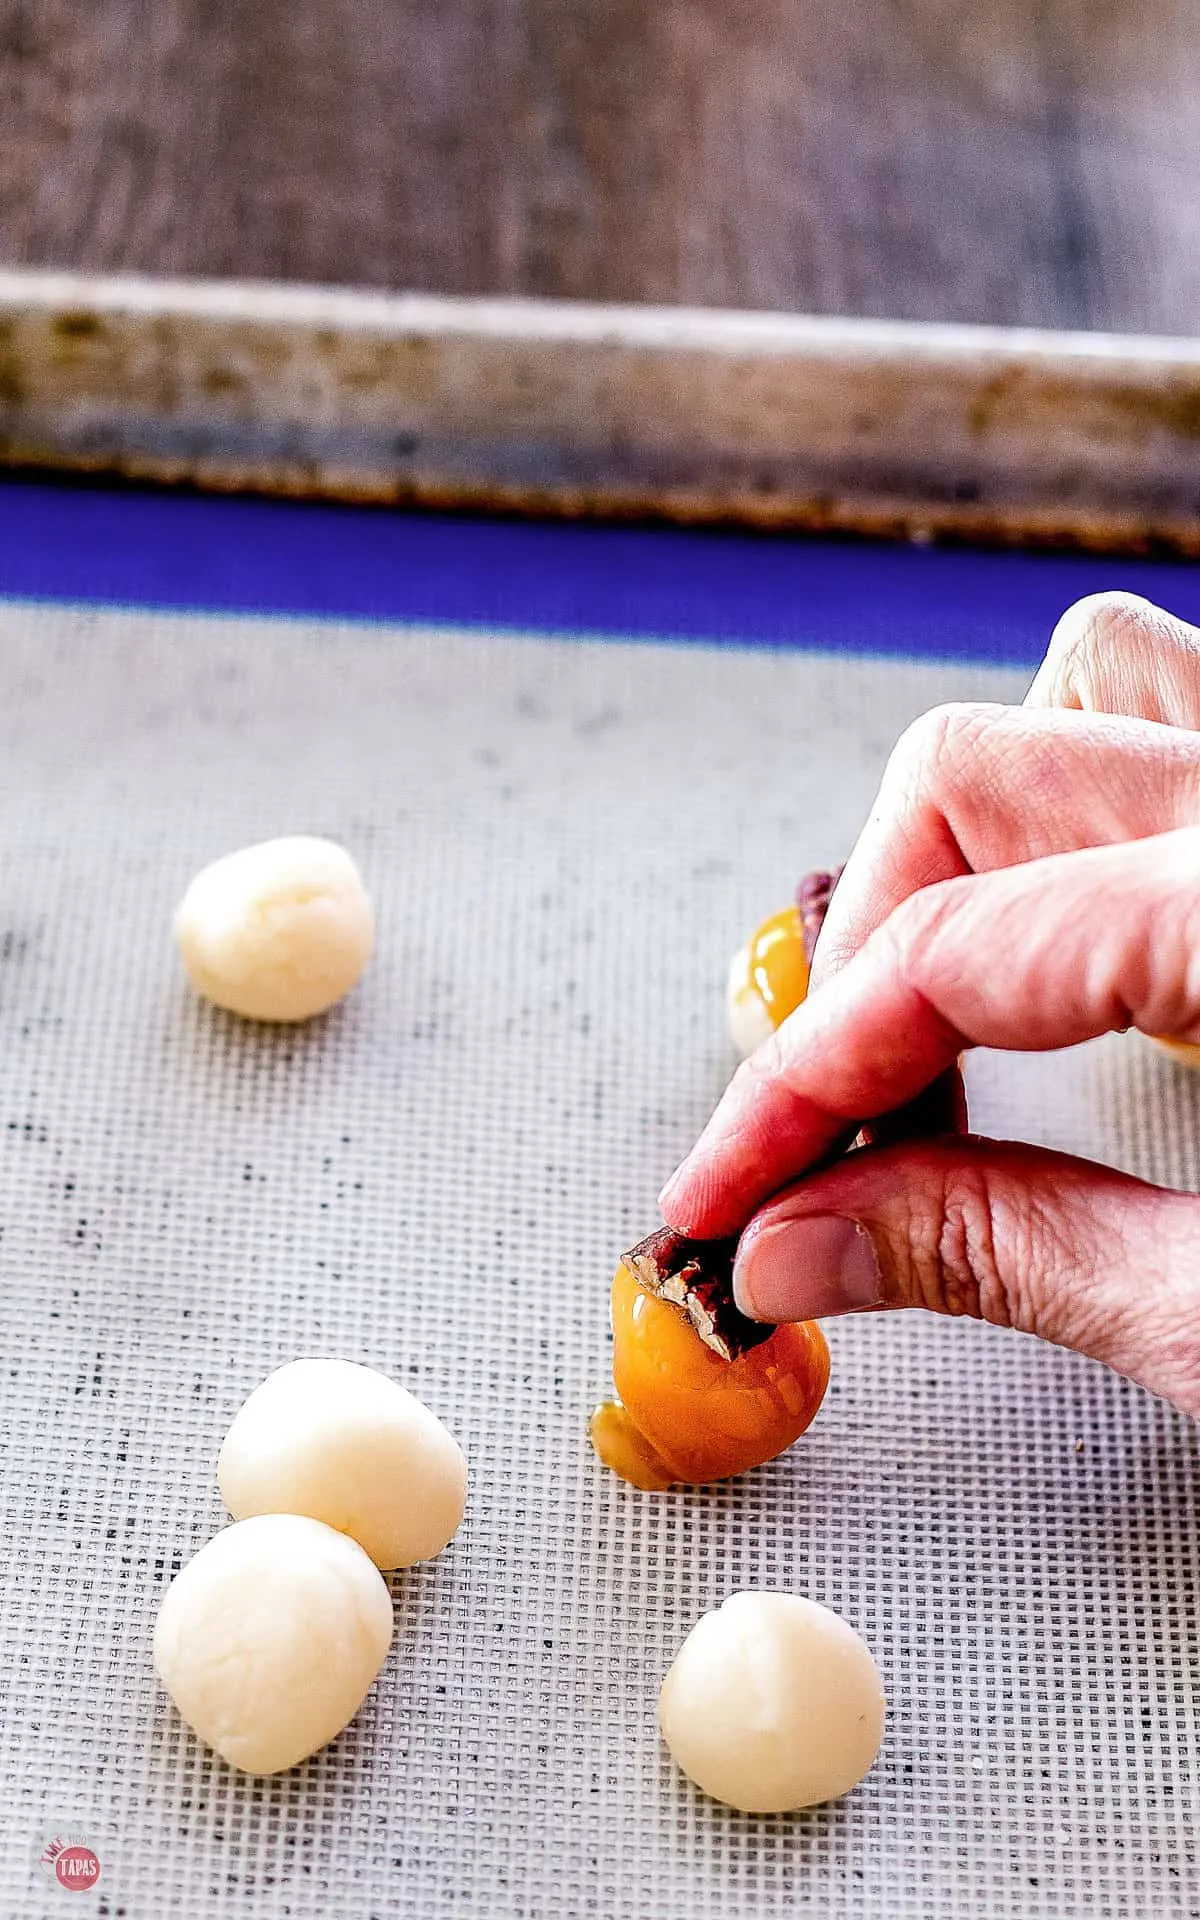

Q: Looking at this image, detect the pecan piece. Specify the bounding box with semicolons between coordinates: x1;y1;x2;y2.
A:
795;865;844;967
621;1226;773;1362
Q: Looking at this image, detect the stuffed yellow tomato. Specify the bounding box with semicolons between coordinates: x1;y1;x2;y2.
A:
590;1232;830;1492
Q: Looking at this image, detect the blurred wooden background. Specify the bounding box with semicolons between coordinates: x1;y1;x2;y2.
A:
0;0;1195;333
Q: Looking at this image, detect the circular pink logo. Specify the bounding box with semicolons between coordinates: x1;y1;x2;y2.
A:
44;1841;101;1891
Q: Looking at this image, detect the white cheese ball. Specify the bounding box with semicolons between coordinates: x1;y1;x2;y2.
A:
174;836;373;1022
218;1358;468;1571
658;1592;886;1812
726;942;775;1060
153;1514;393;1774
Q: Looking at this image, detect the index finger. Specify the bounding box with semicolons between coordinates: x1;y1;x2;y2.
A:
661;827;1200;1239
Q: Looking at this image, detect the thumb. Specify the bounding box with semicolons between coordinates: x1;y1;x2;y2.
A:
732;1136;1200;1416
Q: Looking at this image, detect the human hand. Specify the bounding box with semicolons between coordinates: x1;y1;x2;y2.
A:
659;592;1200;1415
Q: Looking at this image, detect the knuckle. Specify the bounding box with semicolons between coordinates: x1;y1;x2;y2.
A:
879;702;1004;822
733;1023;792;1092
891;1156;1022;1328
938;1162;1013;1325
1042;591;1153;692
893;1151;1105;1341
875;878;958;979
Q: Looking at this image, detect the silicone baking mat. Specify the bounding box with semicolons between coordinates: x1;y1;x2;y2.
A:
1;483;1199;1919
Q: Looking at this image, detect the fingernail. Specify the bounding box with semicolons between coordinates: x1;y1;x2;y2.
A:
734;1213;884;1322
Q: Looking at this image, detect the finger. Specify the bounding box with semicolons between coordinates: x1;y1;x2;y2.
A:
1026;591;1200;727
811;700;1200;986
730;1136;1200;1417
660;825;1200;1238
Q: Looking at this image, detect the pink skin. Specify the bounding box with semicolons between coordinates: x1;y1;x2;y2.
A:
659;592;1200;1417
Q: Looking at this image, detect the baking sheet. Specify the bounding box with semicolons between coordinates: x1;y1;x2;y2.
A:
8;270;1200;552
0;599;1197;1919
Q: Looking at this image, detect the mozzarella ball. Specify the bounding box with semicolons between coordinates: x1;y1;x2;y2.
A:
218;1358;468;1570
174;836;373;1021
658;1592;885;1812
153;1515;393;1774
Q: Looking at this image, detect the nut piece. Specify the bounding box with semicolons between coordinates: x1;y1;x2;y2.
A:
153;1514;393;1774
621;1227;772;1362
658;1591;886;1813
219;1359;468;1571
174;835;374;1021
795;865;843;965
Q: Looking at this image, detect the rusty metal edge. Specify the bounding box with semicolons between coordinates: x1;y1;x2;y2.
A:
4;269;1200;552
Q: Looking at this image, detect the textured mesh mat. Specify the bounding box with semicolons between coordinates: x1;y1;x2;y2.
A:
0;600;1197;1920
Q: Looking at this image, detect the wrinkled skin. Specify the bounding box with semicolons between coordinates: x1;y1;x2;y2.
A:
660;592;1200;1419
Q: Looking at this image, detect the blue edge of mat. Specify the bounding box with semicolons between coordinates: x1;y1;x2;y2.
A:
2;476;1199;667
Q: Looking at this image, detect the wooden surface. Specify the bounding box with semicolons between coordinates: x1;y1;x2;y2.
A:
1;1;1198;335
